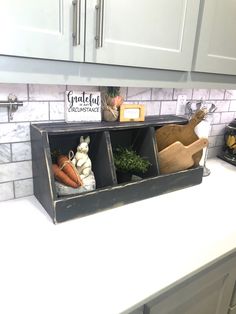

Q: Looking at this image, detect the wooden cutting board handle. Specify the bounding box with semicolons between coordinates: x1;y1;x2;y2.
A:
188;109;207;128
155;109;207;166
185;138;209;155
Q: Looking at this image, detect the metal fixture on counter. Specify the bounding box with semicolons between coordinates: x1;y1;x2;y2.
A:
185;100;217;176
186;100;216;118
0;94;23;120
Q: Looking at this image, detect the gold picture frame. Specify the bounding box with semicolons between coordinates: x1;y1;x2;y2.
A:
119;104;145;122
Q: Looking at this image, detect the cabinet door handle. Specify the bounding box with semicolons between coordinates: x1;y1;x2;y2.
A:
95;0;104;48
72;0;81;46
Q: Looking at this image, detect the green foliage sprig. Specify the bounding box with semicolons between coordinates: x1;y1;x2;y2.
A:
114;147;151;174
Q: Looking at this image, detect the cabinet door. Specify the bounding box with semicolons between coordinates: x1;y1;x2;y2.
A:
144;256;236;314
85;0;200;71
0;0;85;61
194;0;236;75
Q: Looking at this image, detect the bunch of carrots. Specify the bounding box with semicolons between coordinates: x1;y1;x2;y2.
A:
52;155;83;188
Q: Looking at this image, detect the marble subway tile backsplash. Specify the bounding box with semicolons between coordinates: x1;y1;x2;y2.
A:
49;101;65;121
0;144;11;163
173;89;193;100
215;101;230;112
0;122;30;143
11;101;49;122
220;112;235;124
144;101;161;116
0;83;236;201
0;160;32;183
229;100;236;112
0;107;8;122
14;178;33;198
0;83;28;101
12;142;32;162
192;89;210;100
0;182;14;201
209;89;225;100
152;88;173;100
127;87;152;100
211;124;227;136
160;101;177;115
28;84;66;101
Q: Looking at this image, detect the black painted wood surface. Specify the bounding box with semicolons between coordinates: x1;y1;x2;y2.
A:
30;115;204;224
32;115;188;134
54;167;203;223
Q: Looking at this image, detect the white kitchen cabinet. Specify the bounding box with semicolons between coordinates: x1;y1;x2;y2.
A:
0;0;200;72
194;0;236;75
129;251;236;314
85;0;200;71
0;0;85;61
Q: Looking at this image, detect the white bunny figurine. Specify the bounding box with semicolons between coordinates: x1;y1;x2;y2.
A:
72;136;92;179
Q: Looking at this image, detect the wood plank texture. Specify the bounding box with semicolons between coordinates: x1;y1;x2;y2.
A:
55;167;203;223
31;115;204;223
159;138;208;174
156;110;206;166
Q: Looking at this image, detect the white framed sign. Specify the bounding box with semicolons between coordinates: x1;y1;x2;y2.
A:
65;91;101;122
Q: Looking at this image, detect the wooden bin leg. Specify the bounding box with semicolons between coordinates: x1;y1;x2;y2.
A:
31;127;57;222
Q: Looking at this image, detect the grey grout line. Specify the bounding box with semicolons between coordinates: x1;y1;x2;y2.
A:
172;89;175;100
48;101;51;121
191;88;194;100
207;89;210;100
0;159;32;165
150;88;153;100
0;177;33;185
0;140;31;145
7;106;10;123
223;89;227;100
12;179;16;198
10;142;13;162
13;177;33;183
27;84;29;101
21;99;64;102
8;119;48;123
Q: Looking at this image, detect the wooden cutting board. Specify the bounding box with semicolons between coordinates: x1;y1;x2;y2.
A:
159;138;209;174
156;109;206;166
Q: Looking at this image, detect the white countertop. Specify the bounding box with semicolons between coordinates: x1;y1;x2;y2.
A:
0;158;235;314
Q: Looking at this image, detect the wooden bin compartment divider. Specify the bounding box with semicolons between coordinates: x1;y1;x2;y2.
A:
30;116;203;223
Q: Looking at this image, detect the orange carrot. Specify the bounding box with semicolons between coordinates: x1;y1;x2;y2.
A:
52;164;79;188
57;155;83;186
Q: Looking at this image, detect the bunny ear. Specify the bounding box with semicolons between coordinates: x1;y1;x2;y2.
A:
80;136;84;143
85;136;90;144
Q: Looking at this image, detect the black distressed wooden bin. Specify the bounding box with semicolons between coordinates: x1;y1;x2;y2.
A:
30;116;203;223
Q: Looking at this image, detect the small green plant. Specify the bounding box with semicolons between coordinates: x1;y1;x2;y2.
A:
113;147;151;174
